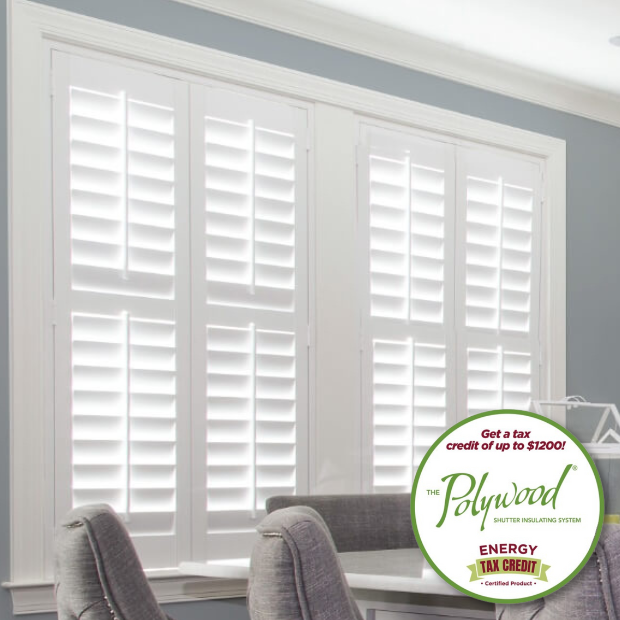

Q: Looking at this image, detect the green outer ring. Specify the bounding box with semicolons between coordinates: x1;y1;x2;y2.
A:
410;409;605;605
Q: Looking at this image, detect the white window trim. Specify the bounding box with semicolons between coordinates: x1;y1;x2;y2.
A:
6;0;566;613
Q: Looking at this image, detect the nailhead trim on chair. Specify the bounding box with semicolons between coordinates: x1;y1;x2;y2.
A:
65;521;83;529
56;505;170;620
103;595;120;620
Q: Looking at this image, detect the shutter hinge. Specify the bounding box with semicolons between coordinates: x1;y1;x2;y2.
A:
51;300;58;326
307;324;311;348
50;72;55;100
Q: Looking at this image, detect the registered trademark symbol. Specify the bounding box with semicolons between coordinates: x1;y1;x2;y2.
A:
573;465;578;471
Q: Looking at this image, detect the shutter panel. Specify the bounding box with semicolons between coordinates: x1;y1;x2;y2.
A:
360;124;454;493
71;314;177;519
53;53;190;569
190;85;309;560
68;74;176;300
205;325;296;513
458;147;541;416
372;339;447;492
204;92;298;312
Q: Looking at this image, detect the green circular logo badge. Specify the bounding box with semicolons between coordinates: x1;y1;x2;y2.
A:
411;410;604;604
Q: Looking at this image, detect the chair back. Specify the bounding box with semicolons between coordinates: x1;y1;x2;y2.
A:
55;504;169;620
266;494;416;552
247;506;363;620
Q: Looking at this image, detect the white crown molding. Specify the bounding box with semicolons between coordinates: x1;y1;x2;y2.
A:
172;0;620;128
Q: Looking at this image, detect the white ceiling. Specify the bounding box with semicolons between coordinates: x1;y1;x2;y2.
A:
304;0;620;96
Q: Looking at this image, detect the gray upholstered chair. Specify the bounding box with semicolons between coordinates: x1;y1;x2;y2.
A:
496;524;620;620
266;493;416;552
247;505;363;620
55;504;172;620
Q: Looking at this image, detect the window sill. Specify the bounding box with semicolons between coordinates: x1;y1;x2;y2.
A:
2;573;247;615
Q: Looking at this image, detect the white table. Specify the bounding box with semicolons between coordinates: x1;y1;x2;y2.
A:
180;548;496;619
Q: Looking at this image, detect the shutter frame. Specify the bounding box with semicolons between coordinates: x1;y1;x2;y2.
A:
359;122;456;493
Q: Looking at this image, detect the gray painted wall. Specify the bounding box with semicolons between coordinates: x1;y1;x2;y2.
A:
3;0;620;617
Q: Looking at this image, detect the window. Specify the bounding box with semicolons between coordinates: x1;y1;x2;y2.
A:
8;8;565;609
358;123;543;493
50;52;310;569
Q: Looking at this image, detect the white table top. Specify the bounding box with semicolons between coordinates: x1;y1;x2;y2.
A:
179;547;458;596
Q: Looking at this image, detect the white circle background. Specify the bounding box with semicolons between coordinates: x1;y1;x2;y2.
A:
413;412;602;602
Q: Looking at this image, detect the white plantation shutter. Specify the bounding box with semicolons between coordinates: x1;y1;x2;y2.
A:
371;339;448;491
457;148;541;416
190;85;309;560
359;124;455;493
360;122;543;492
52;52;191;569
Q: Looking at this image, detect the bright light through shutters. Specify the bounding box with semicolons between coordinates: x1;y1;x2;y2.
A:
360;122;542;493
52;53;191;569
459;147;540;416
372;339;447;492
360;124;454;493
368;151;446;323
205;325;297;512
190;85;309;561
71;314;177;520
466;347;532;415
54;55;310;569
